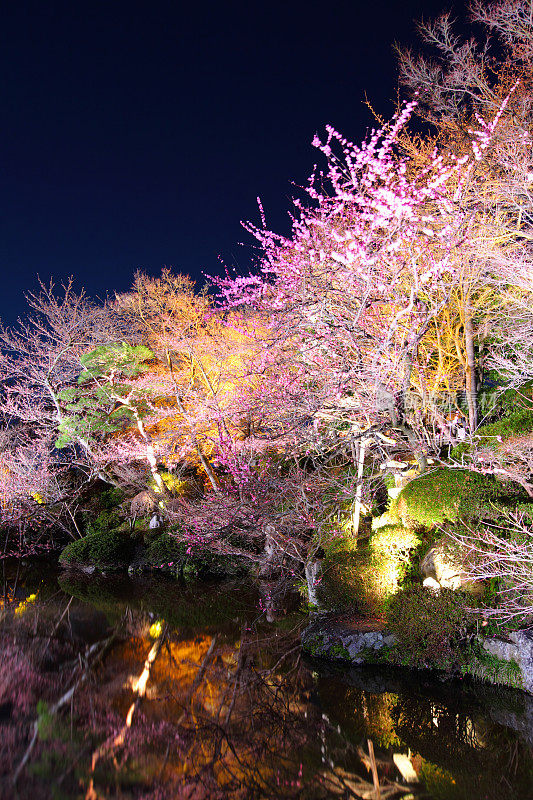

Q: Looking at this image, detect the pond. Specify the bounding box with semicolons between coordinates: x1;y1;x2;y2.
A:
1;560;533;799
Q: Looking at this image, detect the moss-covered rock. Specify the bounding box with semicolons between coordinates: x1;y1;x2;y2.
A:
145;532;185;568
144;532;252;579
386;585;475;669
396;468;517;528
420;535;484;594
59;530;134;572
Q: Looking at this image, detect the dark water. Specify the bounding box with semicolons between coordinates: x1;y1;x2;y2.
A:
2;560;533;799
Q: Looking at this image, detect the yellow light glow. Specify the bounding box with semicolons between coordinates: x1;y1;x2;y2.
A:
14;592;38;616
149;619;164;638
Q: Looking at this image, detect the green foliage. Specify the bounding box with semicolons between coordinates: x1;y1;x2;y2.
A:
387;585;475;668
318;535;368;612
55;344;155;448
462;643;523;689
356;524;423;607
85;508;122;536
329;641;351;659
78;342;154;382
318;519;423;613
145;532;251;579
451;407;533;460
145;532;185;568
370;524;421;560
397;468;516;527
515;502;533;525
59;529;134;570
36;700;55;742
55;394;134;448
98;487;125;510
418;761;465;800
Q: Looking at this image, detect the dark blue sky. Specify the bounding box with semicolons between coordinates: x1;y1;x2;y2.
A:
1;0;464;325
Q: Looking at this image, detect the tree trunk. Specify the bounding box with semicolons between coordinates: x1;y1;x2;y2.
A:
464;306;478;431
351;437;368;540
134;413;167;498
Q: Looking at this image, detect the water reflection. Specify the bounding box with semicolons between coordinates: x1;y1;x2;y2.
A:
1;561;533;799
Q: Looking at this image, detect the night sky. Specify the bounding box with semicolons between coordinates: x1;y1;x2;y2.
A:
1;0;466;326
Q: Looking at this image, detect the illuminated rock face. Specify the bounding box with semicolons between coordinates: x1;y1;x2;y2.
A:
482;629;533;694
420;537;483;595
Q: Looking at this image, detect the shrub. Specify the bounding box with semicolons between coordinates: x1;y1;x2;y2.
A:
146;533;186;569
59;530;133;570
85;508;122;536
98;487;125;510
362;524;422;604
145;533;251;579
387;585;475;668
317;535;368;612
370;524;421;560
396;468;515;528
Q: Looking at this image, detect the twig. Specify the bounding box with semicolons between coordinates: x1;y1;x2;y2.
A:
367;739;381;800
178;633;218;725
12;630;119;786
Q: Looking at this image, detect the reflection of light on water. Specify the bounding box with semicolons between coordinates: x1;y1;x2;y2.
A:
393;751;419;782
149;619;164;638
8;569;533;799
14;592;38;616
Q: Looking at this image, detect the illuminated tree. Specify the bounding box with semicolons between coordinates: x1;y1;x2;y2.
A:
397;0;533;427
115;270;264;492
215;97;510;470
55;342;169;496
0;281;120;539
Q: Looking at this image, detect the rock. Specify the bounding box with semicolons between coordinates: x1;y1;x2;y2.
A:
481;629;533;693
301;616;396;664
130;490;157;517
420;537;483;594
301;614;533;697
393;753;419;783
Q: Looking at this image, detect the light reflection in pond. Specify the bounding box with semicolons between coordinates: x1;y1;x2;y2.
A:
1;561;532;799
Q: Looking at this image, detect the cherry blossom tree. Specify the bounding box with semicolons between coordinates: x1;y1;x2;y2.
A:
214;94;511;479
0;280;120;543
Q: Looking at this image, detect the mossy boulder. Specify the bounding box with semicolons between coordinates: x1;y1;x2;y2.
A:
59;530;135;572
144;532;252;579
387;584;475;668
143;532;194;576
420;535;484;594
395;468;517;528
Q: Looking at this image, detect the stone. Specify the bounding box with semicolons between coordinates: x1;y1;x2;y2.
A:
301;615;533;697
130;490;157;517
420;537;483;594
482;629;533;694
301;616;396;664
